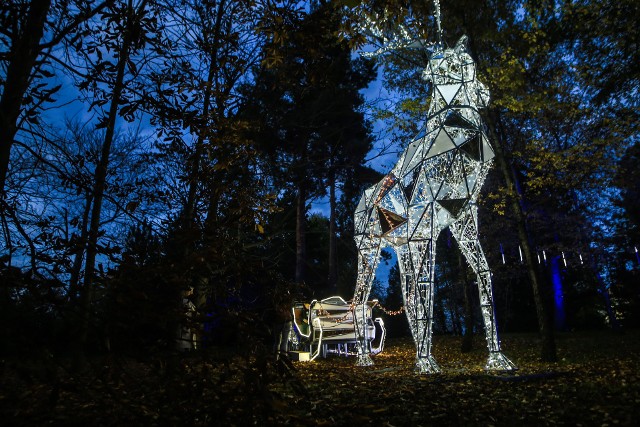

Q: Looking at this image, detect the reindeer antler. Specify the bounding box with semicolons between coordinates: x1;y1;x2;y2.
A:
349;0;446;59
433;0;443;46
354;8;430;58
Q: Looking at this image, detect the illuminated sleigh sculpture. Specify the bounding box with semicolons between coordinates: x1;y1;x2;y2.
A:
289;296;386;361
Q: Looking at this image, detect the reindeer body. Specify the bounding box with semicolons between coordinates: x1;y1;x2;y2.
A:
352;36;516;373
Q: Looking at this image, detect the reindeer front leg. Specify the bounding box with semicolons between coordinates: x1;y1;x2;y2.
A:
407;239;441;374
450;206;517;371
353;243;381;366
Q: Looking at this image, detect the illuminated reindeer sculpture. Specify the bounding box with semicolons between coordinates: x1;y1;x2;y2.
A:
352;3;516;374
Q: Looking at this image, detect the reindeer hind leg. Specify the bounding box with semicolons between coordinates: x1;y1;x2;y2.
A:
450;207;517;371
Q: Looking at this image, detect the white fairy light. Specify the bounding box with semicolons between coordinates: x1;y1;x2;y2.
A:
350;1;516;374
562;251;567;267
519;245;523;263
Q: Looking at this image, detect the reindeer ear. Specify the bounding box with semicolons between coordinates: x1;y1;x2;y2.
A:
455;35;469;53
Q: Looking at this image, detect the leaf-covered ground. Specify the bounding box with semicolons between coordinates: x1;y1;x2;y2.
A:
280;331;640;426
2;330;639;426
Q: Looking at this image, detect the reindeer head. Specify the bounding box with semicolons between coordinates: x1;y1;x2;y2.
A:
353;3;490;109
422;35;490;108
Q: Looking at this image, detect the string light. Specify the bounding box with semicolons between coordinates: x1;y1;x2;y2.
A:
489;244;640;269
371;299;405;316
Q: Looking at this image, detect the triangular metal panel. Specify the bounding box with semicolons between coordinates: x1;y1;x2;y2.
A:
383;222;408;246
387;185;408;215
458;182;470;199
408;238;434;276
434;204;452;227
408;206;427;227
408;206;434;241
437;84;462;105
355;194;367;213
363;186;376;206
459;133;482;161
449;128;471;146
377;206;408;235
443;110;476;130
355;234;377;251
481;134;495;161
435;181;453;200
411;179;429;204
437;198;469;218
401;167;421;204
424;128;456;160
424;179;441;202
454;173;471;198
411;126;427;143
400;140;422;176
465;172;478;196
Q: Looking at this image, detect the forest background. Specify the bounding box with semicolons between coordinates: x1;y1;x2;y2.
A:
1;0;639;388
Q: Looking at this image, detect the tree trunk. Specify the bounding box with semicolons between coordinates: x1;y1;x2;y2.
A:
448;296;461;336
486;109;557;362
327;166;338;291
591;256;621;330
182;0;226;235
76;0;143;365
68;191;93;301
460;251;474;352
170;0;230;351
0;0;52;195
295;182;307;285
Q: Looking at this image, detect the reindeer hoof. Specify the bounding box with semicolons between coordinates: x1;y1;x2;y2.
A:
485;351;517;371
415;356;441;374
356;353;374;367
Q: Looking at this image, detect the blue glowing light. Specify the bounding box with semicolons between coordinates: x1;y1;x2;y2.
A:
550;256;566;330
